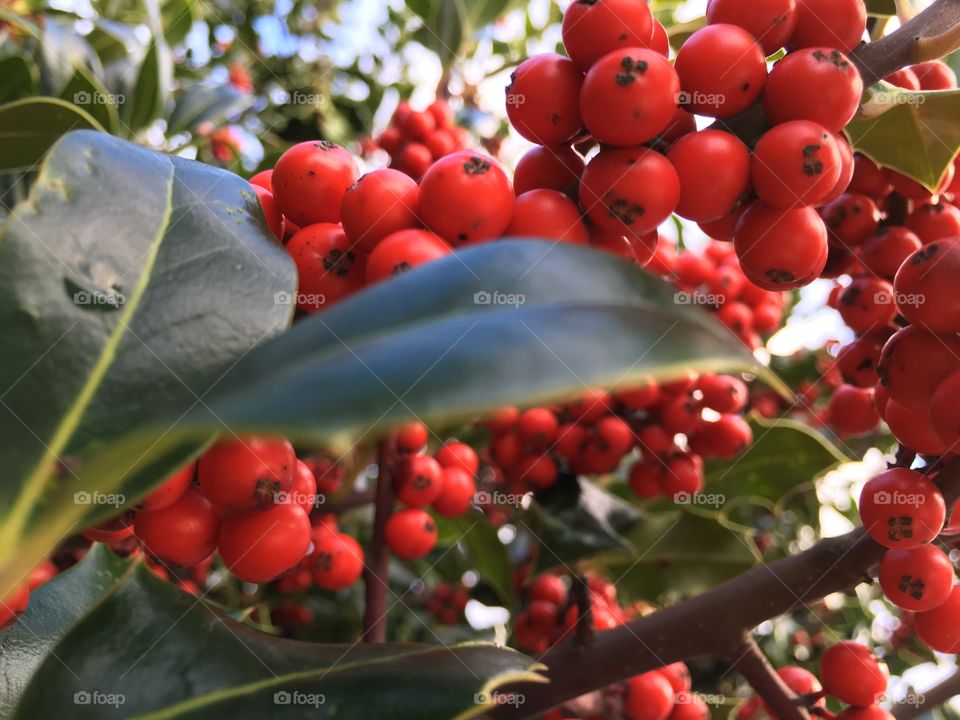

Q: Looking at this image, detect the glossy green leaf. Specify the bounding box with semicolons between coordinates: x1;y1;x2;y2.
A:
436;513;514;606
606;509;759;600
0;56;36;103
167;84;253;135
409;0;465;67
2;550;541;719
0;544;132;713
0;98;104;172
161;0;197;46
39;18;103;96
0;130;295;597
59;65;119;133
846;84;960;192
121;0;172;133
528;477;643;571
704;416;849;504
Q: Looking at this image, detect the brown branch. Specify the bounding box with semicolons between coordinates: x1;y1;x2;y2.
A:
490;457;960;718
892;669;960;720
361;436;396;643
728;636;810;720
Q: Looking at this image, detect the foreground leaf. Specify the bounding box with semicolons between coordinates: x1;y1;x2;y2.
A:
2;551;541;719
846;84;960;191
0;130;294;596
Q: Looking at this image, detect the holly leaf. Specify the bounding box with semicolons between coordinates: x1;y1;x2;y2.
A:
0;130;294;597
435;513;514;606
0;97;105;172
1;549;542;719
845;84;960;192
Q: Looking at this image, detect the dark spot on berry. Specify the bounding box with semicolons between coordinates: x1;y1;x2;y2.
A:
463;156;491;175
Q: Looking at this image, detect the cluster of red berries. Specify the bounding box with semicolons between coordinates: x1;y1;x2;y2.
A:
503;0;879;293
647;239;788;350
381;423;480;561
858;467;960;652
475;373;752;503
738;641;891;720
516;573;706;720
362;98;470;180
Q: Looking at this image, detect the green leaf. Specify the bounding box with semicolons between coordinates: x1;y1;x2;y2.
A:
0;98;105;172
528;477;643;571
161;0;197;46
0;56;36;103
0;130;295;596
409;0;465;67
167;84;253;135
3;551;542;719
39;18;103;96
59;65;119;133
436;513;514;606
607;509;759;600
121;0;172;133
865;0;897;15
704;416;850;504
845;85;960;192
0;544;132;712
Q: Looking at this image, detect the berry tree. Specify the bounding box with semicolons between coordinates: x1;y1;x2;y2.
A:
2;0;960;718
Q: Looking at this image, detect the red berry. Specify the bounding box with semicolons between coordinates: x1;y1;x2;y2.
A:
689;414;752;459
820;641;887;706
698;374;748;413
580;147;680;238
629;460;663;499
312;529;364;590
821;193;880;247
504;189;589;244
135;487;221;566
249;169;273;191
915;584;960;652
662;452;705;499
668;130;751;222
417;151;514;245
396;421;429;454
385;507;438;559
562;0;654;71
764;49;862;132
272;140;358;226
885;400;950;456
789;0;866;53
365;229;451;284
397;142;433;180
287;459;318;514
858;468;945;549
860;227;921;280
579;48;680;147
675;24;766;118
340;169;419;254
669;693;709;720
658;662;692;693
435;442;479;476
734;202;828;290
931;369;960;446
836;276;896;335
906;202;960;244
530;574;567;605
286;223;366;310
895;239;960;333
828;384;879;436
752;121;841;209
506;54;583;145
912;60;957;90
403;110;436;143
432;467;476;517
878;326;960;409
706;0;798;54
218;503;311;583
626;671;675;720
596;416;635;455
395;455;444;508
139;463;194;511
253;185;284;242
879;544;955;611
516;453;560;490
198;436;295;516
517;408;559;451
513;145;585;197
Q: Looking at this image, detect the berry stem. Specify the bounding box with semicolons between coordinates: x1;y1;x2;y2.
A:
727;636;810;720
362;435;396;643
891;668;960;719
488;457;960;718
